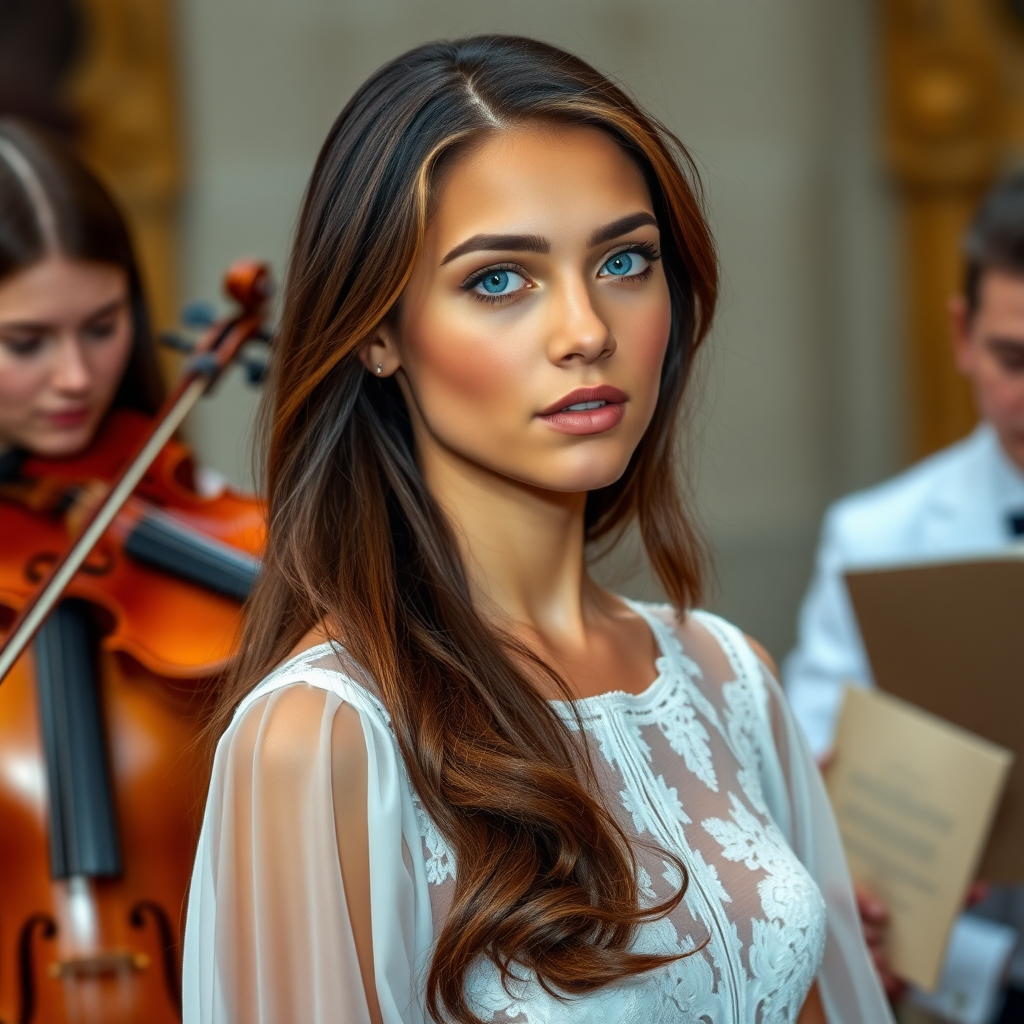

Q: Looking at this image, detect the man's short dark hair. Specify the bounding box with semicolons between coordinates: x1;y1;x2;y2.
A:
964;171;1024;317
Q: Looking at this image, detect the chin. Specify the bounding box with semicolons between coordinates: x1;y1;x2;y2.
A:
1006;440;1024;474
525;452;634;494
29;427;95;459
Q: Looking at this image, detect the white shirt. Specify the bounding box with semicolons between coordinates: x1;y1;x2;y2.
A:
784;423;1024;758
184;603;892;1023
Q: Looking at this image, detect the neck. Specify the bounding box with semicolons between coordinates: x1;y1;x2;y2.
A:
420;440;596;645
986;422;1024;484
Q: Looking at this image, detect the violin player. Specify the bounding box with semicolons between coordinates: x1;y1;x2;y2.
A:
0;119;262;1024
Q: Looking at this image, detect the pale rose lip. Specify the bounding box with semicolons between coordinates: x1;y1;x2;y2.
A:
43;408;90;428
540;403;625;435
537;385;628;436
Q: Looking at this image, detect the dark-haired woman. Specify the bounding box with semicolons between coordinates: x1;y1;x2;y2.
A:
0;121;164;461
0;120;247;1023
185;37;894;1024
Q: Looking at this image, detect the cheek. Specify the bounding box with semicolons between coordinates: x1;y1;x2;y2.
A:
630;299;672;374
1002;375;1024;416
404;300;534;423
0;356;47;416
91;326;134;401
612;287;673;414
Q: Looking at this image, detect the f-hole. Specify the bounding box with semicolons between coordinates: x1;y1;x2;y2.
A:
17;913;57;1024
129;900;181;1013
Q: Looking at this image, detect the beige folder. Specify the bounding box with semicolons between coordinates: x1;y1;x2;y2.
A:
844;555;1024;882
828;686;1013;990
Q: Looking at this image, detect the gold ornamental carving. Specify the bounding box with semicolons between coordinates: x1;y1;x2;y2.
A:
882;0;1023;458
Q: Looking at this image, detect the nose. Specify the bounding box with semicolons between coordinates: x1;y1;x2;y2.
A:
51;336;92;395
546;276;615;366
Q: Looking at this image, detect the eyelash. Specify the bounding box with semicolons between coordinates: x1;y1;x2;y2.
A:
462;262;525;305
461;242;663;306
83;318;118;340
604;242;661;282
3;338;43;357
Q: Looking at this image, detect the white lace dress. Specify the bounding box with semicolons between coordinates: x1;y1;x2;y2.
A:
183;602;894;1023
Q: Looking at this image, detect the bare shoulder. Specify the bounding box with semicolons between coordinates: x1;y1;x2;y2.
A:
216;683;334;805
330;699;369;784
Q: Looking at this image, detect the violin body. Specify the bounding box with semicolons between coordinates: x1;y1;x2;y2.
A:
0;410;264;1023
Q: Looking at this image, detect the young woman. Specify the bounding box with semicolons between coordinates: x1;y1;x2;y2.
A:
185;36;894;1024
0;120;163;465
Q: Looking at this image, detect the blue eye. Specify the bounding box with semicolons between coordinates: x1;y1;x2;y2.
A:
472;268;527;298
600;251;648;278
481;270;510;293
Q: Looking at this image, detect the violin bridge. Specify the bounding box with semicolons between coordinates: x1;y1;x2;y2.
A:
48;949;151;978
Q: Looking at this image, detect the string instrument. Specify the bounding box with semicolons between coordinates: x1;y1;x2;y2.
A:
0;262;270;1024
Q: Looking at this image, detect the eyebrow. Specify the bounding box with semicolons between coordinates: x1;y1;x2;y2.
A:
84;298;127;322
440;233;548;266
587;211;658;248
0;298;126;333
439;211;659;267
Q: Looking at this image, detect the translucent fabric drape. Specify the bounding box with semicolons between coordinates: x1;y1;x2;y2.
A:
183;605;895;1024
183;674;433;1023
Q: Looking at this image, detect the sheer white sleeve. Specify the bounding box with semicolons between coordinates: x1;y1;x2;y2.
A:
182;668;434;1024
782;507;875;758
749;643;896;1024
184;617;894;1024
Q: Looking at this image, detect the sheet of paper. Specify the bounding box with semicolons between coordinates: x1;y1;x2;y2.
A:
827;686;1013;991
845;555;1024;882
906;915;1018;1024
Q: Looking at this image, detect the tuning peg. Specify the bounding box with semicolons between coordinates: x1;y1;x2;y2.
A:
181;302;216;328
242;358;268;385
160;332;195;353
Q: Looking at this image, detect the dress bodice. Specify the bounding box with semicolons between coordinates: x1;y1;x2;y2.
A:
183;603;894;1024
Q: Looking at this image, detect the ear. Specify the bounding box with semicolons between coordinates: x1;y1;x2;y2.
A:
357;321;401;378
948;293;975;375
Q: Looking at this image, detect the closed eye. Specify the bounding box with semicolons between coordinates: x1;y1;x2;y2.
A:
988;339;1024;373
0;334;45;357
81;317;119;342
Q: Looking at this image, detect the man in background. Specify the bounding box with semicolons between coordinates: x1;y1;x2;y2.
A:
784;172;1024;1021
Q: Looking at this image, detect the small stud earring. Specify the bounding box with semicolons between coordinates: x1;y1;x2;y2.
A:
375;363;383;375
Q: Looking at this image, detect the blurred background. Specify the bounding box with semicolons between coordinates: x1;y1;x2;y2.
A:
6;0;1024;661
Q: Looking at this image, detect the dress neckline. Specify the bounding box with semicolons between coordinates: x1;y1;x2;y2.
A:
548;598;682;715
264;599;685;711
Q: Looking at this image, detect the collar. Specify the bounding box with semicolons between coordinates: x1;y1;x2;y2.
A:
984;423;1024;513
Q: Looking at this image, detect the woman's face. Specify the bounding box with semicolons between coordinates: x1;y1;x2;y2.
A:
377;125;672;496
0;255;133;457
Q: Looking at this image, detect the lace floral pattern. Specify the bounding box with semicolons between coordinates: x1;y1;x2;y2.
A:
412;794;456;886
408;604;828;1023
186;599;895;1024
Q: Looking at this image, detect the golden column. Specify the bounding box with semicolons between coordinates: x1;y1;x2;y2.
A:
68;0;182;351
881;0;1014;459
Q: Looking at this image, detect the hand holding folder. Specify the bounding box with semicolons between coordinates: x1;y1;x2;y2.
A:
825;553;1023;991
828;687;1012;990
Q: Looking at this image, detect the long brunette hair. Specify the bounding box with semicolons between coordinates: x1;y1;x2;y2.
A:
0;119;163;415
216;36;718;1023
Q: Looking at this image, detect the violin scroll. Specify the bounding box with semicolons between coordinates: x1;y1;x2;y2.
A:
225;259;272;312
